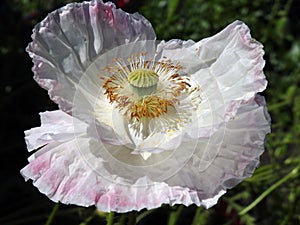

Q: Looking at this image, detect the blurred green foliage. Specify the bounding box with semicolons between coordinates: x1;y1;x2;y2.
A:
1;0;299;225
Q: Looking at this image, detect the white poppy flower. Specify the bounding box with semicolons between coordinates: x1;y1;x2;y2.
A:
21;0;271;213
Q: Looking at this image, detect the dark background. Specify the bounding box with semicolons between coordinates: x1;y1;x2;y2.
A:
1;0;300;224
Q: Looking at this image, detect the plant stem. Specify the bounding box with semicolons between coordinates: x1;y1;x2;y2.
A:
239;166;299;216
168;205;183;225
136;209;154;223
127;211;137;225
118;214;127;225
191;207;202;225
106;212;114;225
45;203;59;225
79;210;96;225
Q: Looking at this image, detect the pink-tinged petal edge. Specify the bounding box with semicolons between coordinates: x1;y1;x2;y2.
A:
21;94;270;212
195;20;267;120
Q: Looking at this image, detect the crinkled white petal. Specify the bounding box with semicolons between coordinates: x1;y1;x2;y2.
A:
26;0;156;113
166;95;271;200
24;110;88;151
21;94;270;212
157;21;267;139
20;110;218;211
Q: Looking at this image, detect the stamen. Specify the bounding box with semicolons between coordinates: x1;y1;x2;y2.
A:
130;95;175;120
101;52;199;125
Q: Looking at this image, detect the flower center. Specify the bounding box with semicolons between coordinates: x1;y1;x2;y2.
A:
101;53;194;123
